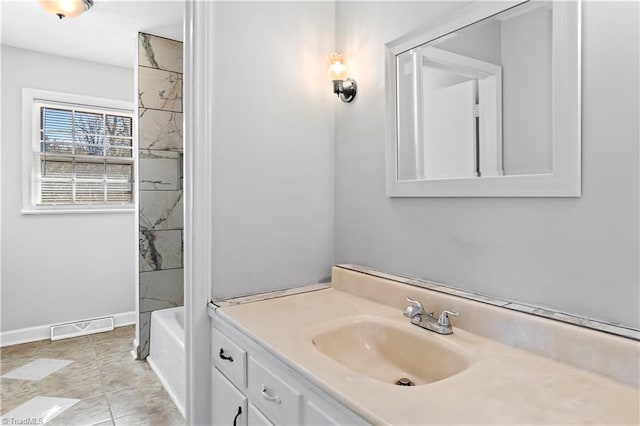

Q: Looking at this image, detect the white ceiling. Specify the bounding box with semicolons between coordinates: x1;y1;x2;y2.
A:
1;0;184;69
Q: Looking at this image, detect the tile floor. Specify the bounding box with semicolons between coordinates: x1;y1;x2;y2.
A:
0;326;184;425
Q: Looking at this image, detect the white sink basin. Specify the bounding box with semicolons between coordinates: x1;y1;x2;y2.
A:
311;316;471;386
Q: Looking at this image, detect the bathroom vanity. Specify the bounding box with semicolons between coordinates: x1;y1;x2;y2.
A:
210;305;367;426
208;265;639;425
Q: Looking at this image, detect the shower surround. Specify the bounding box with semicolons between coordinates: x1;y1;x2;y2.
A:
137;33;184;359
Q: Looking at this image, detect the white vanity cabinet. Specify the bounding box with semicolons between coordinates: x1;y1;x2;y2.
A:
210;310;368;426
211;367;247;426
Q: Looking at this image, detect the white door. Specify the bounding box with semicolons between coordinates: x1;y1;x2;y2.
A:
423;78;477;179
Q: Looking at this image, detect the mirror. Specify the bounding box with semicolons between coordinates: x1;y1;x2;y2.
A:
385;0;581;197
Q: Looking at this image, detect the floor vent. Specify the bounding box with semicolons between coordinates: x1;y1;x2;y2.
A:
50;316;114;341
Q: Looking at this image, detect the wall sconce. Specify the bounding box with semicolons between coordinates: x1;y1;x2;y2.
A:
39;0;94;19
328;53;357;103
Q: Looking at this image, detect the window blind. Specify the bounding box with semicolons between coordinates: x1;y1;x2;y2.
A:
37;104;134;205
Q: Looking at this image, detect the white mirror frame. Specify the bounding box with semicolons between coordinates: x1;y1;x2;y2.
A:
384;0;581;197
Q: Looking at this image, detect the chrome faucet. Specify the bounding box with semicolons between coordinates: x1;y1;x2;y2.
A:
403;297;459;335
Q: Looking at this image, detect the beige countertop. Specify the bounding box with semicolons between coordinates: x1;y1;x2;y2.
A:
217;288;640;425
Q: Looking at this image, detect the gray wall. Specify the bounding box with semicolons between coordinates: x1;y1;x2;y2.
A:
334;1;639;328
209;2;336;299
137;34;184;358
1;46;135;333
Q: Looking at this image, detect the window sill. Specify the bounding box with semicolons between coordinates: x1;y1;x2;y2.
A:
21;206;135;215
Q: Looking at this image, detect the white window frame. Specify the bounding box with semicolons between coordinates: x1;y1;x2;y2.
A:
21;88;136;214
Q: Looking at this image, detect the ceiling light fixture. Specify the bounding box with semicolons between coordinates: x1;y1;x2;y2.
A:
39;0;94;20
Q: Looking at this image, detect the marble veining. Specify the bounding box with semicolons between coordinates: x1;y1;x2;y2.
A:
139;312;151;358
139;109;183;151
337;264;640;341
139;269;184;314
139;230;183;272
139;150;180;191
139;191;183;233
139;33;160;69
139;33;183;74
139;67;182;113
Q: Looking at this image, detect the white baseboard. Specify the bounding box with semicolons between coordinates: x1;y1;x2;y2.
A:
0;311;136;347
113;311;137;328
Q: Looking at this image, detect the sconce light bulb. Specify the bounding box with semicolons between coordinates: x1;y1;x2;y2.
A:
328;53;349;81
60;0;76;12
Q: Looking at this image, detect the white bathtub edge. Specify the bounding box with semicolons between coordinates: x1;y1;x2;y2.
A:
148;355;186;418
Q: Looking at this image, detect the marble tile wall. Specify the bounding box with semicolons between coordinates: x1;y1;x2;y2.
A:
138;33;184;359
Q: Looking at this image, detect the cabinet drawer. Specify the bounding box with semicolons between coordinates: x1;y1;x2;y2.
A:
248;403;273;426
213;328;247;388
248;356;301;425
305;395;367;425
211;367;247;426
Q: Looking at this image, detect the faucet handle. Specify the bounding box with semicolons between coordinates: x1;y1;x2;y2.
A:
404;297;424;318
437;310;459;326
405;297;423;308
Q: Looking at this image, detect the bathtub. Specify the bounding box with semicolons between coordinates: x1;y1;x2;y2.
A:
147;306;185;417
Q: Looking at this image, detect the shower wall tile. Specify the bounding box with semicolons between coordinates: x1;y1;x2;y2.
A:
138;33;183;74
139;269;184;313
138;67;182;113
139;229;183;272
138;312;151;359
139;190;183;232
139;150;180;191
138;32;183;360
139;109;183;151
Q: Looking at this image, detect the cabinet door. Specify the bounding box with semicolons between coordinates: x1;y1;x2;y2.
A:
247;403;273;426
212;367;247;426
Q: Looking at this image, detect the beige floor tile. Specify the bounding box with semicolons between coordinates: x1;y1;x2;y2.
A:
91;421;115;426
0;340;45;360
37;360;104;399
47;394;112;426
97;352;160;393
89;326;135;343
112;404;185;426
0;378;40;415
105;386;176;419
93;338;134;359
96;351;135;370
1;328;178;425
100;362;162;392
39;337;95;361
0;356;38;376
39;336;91;351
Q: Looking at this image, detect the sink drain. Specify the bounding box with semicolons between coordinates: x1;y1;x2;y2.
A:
395;377;415;386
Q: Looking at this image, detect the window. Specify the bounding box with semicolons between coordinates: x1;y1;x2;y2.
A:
22;89;135;213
